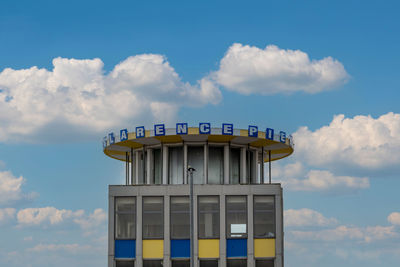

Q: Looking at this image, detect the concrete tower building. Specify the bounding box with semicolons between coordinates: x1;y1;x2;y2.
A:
103;123;294;267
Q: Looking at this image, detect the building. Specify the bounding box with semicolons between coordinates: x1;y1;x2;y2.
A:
103;123;294;267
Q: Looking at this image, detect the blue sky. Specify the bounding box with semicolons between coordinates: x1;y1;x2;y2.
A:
0;1;400;266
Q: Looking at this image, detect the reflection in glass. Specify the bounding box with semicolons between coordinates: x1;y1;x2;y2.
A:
169;147;183;184
188;146;204;184
230;148;240;184
208;146;223;184
115;197;136;239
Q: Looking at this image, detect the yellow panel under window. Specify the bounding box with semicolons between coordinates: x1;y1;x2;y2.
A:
254;239;275;258
143;240;163;259
198;239;219;258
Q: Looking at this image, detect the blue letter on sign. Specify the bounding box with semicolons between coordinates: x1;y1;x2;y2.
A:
248;125;258;137
199;123;211;134
280;131;286;143
120;129;128;141
266;128;274;140
108;133;115;144
102;136;107;148
136;126;145;138
176;123;188;135
222;123;233;135
154;124;165;136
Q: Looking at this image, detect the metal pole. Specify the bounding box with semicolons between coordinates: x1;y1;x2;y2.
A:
125;152;129;185
188;166;196;267
269;150;272;184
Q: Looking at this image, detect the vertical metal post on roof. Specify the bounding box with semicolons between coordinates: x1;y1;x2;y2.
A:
130;148;134;185
188;166;196;267
269;150;272;184
261;147;265;184
125;152;129;185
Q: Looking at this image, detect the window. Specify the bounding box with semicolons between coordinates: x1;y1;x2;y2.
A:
115;197;136;239
208;146;223;184
256;260;274;267
172;260;190;267
153;148;162;184
116;260;135;267
198;196;220;239
247;150;255;184
200;260;218;267
169;146;183;184
254;196;275;238
226;196;247;238
137;150;146;184
227;259;247;267
143;260;162;267
230;148;241;184
143;197;163;239
188;146;204;184
171;196;190;239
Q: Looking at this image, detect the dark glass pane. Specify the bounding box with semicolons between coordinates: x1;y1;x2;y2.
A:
143;260;163;267
198;196;220;239
208;146;223;184
188;146;204;184
254;196;275;238
226;196;247;238
153;148;162;184
172;260;190;267
256;260;274;267
200;260;219;267
169;147;183;184
230;148;240;184
116;261;134;267
171;196;190;239
227;259;247;267
143;197;163;239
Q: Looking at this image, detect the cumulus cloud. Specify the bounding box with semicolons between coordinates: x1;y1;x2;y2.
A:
293;112;400;171
0;171;36;206
213;43;349;95
0;208;16;224
388;212;400;225
16;207;106;230
273;162;369;193
0;54;221;142
285;208;338;227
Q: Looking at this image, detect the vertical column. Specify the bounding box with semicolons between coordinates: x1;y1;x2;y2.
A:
146;148;152;185
183;143;188;184
131;148;135;185
253;150;258;184
261;147;265;184
241;147;247;184
136;196;143;267
204;144;208;184
162;145;169;184
219;194;226;267
108;195;115;267
275;190;283;267
247;195;254;267
164;195;171;267
135;151;140;184
224;145;230;184
125;152;129;185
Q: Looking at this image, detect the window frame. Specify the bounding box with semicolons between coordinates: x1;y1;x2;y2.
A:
142;196;164;240
225;195;248;239
253;195;276;239
170;196;190;240
197;195;220;239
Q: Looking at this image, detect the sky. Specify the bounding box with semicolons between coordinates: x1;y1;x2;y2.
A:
0;0;399;266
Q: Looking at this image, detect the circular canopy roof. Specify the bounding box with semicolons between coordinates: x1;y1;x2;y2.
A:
103;126;294;162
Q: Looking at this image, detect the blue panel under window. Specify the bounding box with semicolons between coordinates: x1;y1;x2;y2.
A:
171;239;190;258
115;240;136;258
227;239;247;258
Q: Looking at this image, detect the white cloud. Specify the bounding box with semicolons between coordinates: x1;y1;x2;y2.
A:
273;162;369;193
0;171;36;206
0;54;221;142
293;112;400;171
16;207;106;231
289;225;398;243
285;208;338;227
0;208;16;224
26;243;92;253
213;43;349;95
388;212;400;225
